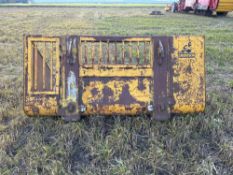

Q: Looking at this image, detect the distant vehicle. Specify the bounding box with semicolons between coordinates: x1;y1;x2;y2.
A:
169;0;233;16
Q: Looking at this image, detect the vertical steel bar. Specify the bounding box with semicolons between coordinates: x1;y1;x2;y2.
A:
99;41;102;64
34;44;38;90
32;45;34;90
137;41;140;64
114;42;117;64
43;42;46;90
144;42;147;64
50;42;53;90
62;66;65;100
84;40;88;64
91;41;95;65
55;38;60;94
122;41;125;64
28;39;33;93
107;40;110;64
79;40;82;65
129;41;132;64
35;44;38;90
149;41;152;65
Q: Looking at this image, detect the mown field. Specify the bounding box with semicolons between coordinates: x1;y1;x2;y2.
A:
0;6;232;175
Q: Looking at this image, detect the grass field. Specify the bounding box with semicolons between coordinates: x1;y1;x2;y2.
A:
0;6;233;175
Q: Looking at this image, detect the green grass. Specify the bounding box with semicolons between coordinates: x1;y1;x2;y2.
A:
0;7;233;175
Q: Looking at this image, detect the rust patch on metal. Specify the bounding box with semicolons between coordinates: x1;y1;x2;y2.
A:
138;77;146;91
118;84;140;105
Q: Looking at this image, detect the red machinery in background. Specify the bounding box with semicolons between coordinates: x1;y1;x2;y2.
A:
171;0;233;16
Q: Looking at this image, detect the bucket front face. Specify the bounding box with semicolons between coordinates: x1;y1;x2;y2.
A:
23;35;205;119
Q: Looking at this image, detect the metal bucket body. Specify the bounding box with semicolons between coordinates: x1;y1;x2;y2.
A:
23;35;205;120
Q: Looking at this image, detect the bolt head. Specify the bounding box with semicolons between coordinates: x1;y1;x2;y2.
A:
80;105;86;113
147;105;154;112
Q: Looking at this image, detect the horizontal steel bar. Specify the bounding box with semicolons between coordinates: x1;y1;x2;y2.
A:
80;36;152;42
80;66;153;77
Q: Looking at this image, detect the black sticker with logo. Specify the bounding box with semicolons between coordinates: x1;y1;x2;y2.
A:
178;41;195;58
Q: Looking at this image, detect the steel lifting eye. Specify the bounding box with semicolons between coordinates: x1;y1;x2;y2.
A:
158;40;165;65
67;37;77;65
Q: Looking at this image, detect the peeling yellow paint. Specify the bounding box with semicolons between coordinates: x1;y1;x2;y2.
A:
24;96;57;116
82;79;152;115
82;104;145;116
172;36;205;113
